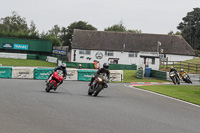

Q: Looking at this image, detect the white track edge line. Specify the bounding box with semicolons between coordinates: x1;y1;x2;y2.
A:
124;85;200;108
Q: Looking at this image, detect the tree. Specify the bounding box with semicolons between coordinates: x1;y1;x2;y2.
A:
40;31;62;46
168;30;181;35
177;8;200;49
48;25;61;38
66;21;97;50
0;11;39;39
104;21;142;33
104;21;126;32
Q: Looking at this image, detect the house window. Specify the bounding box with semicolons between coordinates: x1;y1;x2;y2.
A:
105;51;114;56
79;50;91;55
129;52;138;57
152;58;155;64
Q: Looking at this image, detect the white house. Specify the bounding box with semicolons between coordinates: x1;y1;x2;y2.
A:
71;30;195;70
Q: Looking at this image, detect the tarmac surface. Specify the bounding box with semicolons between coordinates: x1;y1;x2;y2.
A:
0;79;199;133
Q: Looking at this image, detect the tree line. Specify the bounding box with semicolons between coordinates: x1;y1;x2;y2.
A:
1;8;200;51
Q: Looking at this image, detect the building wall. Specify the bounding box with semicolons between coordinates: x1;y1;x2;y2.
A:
165;54;194;62
71;49;160;70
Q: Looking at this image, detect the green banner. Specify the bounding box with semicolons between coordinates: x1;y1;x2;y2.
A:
0;67;12;78
78;70;97;81
34;68;53;80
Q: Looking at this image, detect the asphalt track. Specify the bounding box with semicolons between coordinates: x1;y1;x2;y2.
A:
0;79;200;133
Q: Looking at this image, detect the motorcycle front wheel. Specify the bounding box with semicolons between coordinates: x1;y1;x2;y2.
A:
94;84;103;97
88;86;94;96
45;82;55;92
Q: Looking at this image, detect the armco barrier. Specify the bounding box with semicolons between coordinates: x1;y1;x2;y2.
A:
12;67;35;79
0;67;12;78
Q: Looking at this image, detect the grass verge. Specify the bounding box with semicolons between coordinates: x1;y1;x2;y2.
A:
136;85;200;105
0;58;57;67
113;70;169;83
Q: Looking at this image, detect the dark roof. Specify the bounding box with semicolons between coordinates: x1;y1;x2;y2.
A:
72;29;195;56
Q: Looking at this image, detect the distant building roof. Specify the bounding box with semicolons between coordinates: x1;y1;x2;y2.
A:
72;29;195;56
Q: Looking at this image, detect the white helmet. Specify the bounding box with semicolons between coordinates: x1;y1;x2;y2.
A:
61;63;66;69
180;69;183;72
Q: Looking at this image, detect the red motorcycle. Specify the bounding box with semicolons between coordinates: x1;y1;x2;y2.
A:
45;71;63;92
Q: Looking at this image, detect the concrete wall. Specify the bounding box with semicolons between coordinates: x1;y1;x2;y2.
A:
165;54;194;62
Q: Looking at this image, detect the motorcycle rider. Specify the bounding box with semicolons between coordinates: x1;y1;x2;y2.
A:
88;63;110;87
169;66;180;80
46;63;67;87
179;69;187;79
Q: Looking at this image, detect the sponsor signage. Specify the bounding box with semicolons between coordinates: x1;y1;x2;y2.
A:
2;43;14;49
14;44;28;50
53;49;67;55
95;52;103;59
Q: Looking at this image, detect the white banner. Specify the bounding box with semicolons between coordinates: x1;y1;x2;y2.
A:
12;67;35;79
0;52;27;59
110;70;123;81
46;56;57;63
58;60;62;66
66;69;78;80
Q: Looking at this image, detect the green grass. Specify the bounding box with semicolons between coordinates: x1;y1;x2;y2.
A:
0;58;57;67
136;85;200;105
112;70;168;83
160;57;200;74
185;57;200;64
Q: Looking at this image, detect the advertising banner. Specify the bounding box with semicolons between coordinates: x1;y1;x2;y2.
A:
78;70;97;81
0;53;27;59
46;56;57;63
66;69;78;80
34;68;53;80
0;67;12;78
12;67;35;79
14;44;28;50
2;43;13;49
53;49;67;55
110;70;123;81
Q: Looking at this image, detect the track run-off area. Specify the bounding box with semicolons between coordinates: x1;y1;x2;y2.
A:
0;79;200;133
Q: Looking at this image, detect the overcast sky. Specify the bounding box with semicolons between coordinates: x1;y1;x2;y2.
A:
1;0;199;34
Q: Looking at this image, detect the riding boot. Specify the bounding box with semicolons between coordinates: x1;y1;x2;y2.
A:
88;82;92;86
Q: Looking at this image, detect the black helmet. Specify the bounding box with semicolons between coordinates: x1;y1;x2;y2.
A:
61;63;66;69
103;63;109;69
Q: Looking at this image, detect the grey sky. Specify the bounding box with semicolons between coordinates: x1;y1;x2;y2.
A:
1;0;199;34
